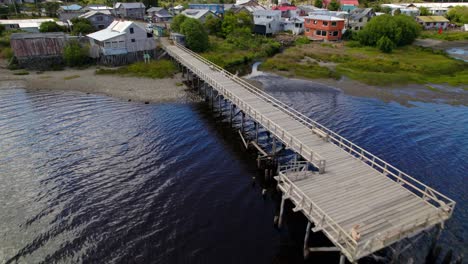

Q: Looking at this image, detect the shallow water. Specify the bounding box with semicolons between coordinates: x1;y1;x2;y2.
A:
0;79;466;263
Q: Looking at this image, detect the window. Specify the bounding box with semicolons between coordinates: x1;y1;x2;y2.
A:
306;28;310;32
328;31;333;36
267;16;271;19
130;27;134;34
331;21;336;26
131;39;135;42
321;31;326;36
359;18;362;22
354;26;359;30
333;31;338;36
269;23;271;29
256;15;260;18
323;21;328;26
316;30;320;35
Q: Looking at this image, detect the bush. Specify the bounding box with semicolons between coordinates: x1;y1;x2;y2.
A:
358;14;421;49
0;24;5;36
376;36;395;53
221;11;253;37
295;36;310;45
180;18;209;52
63;41;89;66
446;6;468;26
171;14;187;33
39;21;65;33
72;22;94;35
204;14;222;37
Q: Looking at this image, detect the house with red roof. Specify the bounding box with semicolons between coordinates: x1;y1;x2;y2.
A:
271;3;300;18
322;0;359;10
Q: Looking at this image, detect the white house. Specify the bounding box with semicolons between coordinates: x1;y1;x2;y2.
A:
381;4;420;17
253;10;282;35
282;16;304;35
87;20;156;57
180;9;214;23
428;7;448;16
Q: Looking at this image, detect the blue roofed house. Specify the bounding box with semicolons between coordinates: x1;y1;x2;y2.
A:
114;2;146;20
58;4;85;22
188;4;224;15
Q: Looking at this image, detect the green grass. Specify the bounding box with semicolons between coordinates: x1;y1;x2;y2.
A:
200;36;280;73
95;60;178;79
13;70;29;75
261;42;468;87
420;31;468;41
64;75;80;80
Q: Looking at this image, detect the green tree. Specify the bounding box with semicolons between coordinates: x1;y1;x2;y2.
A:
393;8;401;15
42;2;60;17
39;21;65;32
0;24;5;36
180;18;209;52
71;17;95;35
314;0;323;8
446;6;468;26
358;14;421;49
221;10;252;37
171;14;187;33
419;7;429;16
204;14;222;36
376;36;394;53
394;14;421;46
382;7;391;14
63;40;89;66
327;0;340;11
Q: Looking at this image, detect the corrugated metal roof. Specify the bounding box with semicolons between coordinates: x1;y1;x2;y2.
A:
80;10;112;18
115;2;145;9
60;4;82;11
307;14;345;21
253;10;282;16
416;16;449;23
181;9;213;19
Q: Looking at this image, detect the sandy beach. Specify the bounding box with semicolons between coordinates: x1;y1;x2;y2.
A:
0;65;188;103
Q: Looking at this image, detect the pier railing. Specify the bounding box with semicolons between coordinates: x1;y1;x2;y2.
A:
163;40;455;216
276;170;358;260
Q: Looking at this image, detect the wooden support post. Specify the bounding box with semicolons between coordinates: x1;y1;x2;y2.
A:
339;254;346;264
304;221;312;258
272;137;277;156
255;122;259;143
211;88;214;110
278;196;286;228
218;94;222;117
230;104;234;127
241;112;245;133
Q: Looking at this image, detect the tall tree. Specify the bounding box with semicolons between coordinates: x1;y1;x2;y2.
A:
419;6;429;16
171;14;187;33
314;0;322;8
180;18;209;52
327;0;340;11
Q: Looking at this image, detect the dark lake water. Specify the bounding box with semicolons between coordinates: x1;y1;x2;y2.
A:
0;75;466;263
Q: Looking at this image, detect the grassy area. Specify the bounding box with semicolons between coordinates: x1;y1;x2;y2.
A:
64;75;80;80
261;41;468;87
200;36;280;73
95;60;178;79
420;31;468;41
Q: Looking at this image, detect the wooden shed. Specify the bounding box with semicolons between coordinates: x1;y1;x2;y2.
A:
10;33;68;69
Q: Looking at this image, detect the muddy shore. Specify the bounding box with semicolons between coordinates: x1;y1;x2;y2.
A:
0;66;188;103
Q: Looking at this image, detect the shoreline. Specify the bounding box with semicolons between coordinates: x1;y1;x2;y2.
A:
250;70;468;106
0;66;188;104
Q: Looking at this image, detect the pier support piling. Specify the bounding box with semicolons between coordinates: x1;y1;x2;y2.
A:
339;254;346;264
278;196;286;228
304;221;312;258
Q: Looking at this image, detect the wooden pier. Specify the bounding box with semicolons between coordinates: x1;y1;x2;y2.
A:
160;38;455;263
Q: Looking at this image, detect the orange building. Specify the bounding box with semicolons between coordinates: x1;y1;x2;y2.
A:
304;15;345;41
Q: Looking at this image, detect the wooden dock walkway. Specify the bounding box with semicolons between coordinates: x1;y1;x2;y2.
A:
160;38;455;263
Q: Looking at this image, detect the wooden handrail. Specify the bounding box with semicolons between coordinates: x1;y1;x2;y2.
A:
161;39;455;213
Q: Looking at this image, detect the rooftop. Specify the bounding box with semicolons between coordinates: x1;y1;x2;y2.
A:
181;9;213;19
307;14;345;21
87;20;143;42
79;10;112;19
60;4;82;11
114;2;145;9
416;16;450;22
